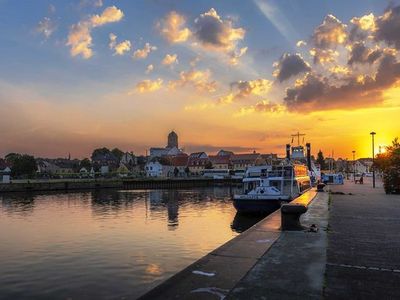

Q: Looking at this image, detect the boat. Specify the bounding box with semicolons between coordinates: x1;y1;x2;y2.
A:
233;133;314;213
233;163;311;213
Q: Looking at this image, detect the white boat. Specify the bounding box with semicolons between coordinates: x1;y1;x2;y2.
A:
233;163;311;213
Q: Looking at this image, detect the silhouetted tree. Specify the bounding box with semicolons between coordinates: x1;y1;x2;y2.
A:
375;138;400;194
11;154;37;177
79;158;92;170
111;148;124;161
91;147;110;160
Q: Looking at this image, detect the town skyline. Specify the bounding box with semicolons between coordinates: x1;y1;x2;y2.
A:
1;1;399;159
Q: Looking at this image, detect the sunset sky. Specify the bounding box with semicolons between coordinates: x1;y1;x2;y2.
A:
1;0;399;159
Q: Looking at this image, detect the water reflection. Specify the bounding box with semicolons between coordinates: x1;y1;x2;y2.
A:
0;193;35;216
231;212;267;233
0;186;270;300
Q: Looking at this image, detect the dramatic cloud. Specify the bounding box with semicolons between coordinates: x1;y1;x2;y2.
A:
169;69;217;93
66;6;124;59
132;43;157;59
347;42;382;65
375;5;400;49
273;53;311;82
135;79;163;93
109;33;131;55
349;13;376;41
158;11;191;43
194;8;245;52
309;48;339;65
162;54;178;66
312;14;347;49
284;53;400;111
145;64;154;74
36;17;56;39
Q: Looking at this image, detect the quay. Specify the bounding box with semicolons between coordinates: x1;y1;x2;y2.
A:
139;178;400;299
0;177;241;193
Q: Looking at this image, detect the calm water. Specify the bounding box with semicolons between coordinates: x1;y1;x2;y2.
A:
0;187;264;299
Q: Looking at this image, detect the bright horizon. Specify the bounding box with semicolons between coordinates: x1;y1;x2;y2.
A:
1;0;399;159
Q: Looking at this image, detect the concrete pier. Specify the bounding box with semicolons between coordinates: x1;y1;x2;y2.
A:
140;178;400;299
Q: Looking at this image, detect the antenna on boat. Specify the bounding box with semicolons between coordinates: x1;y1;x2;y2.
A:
291;132;306;146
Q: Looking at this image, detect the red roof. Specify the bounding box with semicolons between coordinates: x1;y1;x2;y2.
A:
209;155;230;165
168;154;188;167
231;153;260;163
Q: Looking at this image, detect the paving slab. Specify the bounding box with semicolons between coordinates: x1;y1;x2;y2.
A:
325;178;400;299
227;191;328;300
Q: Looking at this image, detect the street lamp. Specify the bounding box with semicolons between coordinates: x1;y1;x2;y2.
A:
352;150;356;181
370;132;376;188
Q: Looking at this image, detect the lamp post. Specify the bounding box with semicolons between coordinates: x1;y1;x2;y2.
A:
370;132;376;188
352;150;356;181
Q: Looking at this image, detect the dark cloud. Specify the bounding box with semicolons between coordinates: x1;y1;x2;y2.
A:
275;53;311;82
375;5;400;49
312;14;347;49
284;53;400;112
348;42;369;65
194;8;245;51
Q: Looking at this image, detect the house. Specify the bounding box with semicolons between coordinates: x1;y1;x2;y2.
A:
145;161;173;177
231;153;264;171
168;154;189;176
209;155;231;169
188;152;210;175
120;152;137;168
352;159;373;174
0;159;11;183
36;159;60;175
261;153;278;165
117;163;129;177
216;149;234;157
92;152;119;171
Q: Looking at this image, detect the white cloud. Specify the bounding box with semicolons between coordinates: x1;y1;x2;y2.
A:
133;43;157;59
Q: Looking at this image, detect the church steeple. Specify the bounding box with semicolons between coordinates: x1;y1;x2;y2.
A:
167;131;178;148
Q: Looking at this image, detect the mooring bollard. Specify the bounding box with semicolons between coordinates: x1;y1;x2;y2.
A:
281;204;308;231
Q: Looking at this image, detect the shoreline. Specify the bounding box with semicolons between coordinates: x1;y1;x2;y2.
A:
0;178;242;193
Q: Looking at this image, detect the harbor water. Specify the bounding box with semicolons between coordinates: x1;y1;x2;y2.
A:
0;187;265;299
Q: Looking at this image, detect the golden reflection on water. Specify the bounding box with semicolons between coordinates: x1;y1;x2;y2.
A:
0;187;260;299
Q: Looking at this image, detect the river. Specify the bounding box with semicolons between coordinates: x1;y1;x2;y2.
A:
0;187;265;299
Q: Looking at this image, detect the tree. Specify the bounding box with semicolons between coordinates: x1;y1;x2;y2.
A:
91;147;110;160
11;154;37;177
375;138;400;194
5;153;21;166
205;161;213;169
174;167;179;177
79;158;92;170
316;150;326;170
111;148;124;161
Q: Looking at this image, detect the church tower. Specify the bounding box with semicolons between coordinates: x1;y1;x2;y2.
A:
167;131;178;149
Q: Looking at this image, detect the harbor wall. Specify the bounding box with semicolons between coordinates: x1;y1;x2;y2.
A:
0;178;241;193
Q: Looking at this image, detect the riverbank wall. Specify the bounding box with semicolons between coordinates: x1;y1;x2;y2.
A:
0;178;242;193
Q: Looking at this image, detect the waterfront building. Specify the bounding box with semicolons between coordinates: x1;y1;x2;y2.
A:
209;155;231;169
145;161;173;177
120;152;137;167
231;153;265;171
168;154;189;176
188;152;209;175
